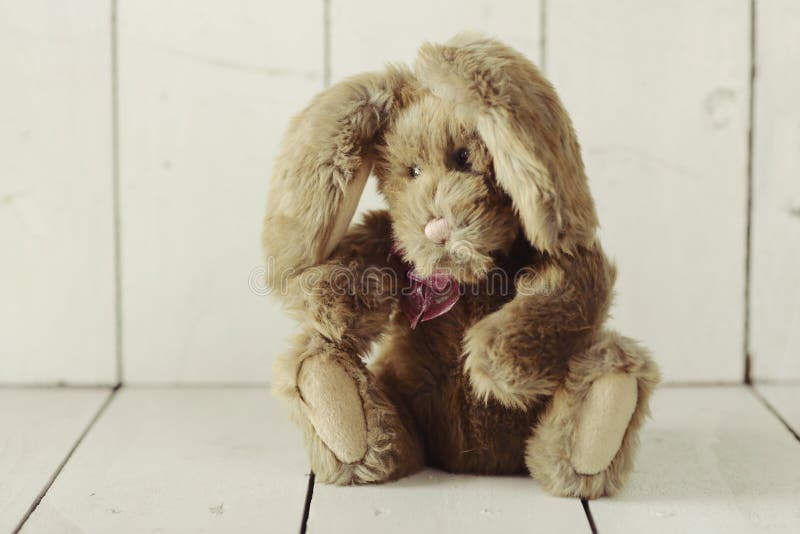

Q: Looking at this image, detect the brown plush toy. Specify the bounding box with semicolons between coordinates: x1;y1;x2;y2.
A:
263;33;660;499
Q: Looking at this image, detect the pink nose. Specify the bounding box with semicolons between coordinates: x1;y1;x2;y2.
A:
424;218;450;244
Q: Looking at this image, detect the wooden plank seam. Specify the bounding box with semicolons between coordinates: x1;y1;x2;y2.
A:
12;386;121;534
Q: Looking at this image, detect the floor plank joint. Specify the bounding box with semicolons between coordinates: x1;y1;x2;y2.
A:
581;498;598;534
12;387;119;534
301;472;315;534
754;384;800;441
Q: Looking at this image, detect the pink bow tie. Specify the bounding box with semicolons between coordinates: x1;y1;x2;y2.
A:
391;246;460;329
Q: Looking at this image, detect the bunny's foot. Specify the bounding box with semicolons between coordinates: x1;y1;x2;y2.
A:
273;331;423;484
570;373;638;476
297;354;368;464
525;331;660;499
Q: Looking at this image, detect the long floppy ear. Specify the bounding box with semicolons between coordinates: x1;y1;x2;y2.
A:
415;33;598;255
263;66;415;282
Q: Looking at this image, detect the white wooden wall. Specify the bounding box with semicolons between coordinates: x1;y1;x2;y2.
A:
1;0;797;385
0;0;116;384
750;0;800;381
547;0;751;383
116;0;318;383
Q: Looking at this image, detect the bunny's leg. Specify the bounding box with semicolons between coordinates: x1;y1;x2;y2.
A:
273;330;424;485
525;331;660;499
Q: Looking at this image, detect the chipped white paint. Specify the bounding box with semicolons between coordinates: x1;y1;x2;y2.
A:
0;0;116;383
547;0;751;382
750;0;800;380
758;384;800;435
0;389;109;532
330;0;542;218
23;388;310;533
789;196;800;217
590;387;800;533
117;1;322;383
309;469;586;533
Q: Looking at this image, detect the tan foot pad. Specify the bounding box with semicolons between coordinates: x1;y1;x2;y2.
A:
571;373;638;475
297;356;368;464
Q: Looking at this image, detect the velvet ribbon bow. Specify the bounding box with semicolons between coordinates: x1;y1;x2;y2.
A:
391;246;460;329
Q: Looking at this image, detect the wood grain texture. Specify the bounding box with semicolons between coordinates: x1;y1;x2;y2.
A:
23;388;310;533
330;0;542;218
589;387;800;533
750;0;800;380
0;389;109;532
0;0;116;384
117;0;323;383
758;384;800;436
547;0;751;382
309;469;588;533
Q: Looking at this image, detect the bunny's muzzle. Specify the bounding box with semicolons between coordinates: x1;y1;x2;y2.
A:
424;217;451;244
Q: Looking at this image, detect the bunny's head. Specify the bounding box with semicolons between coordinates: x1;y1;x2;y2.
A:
264;34;599;287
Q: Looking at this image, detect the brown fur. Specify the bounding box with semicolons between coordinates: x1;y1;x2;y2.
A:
264;33;660;498
526;331;661;498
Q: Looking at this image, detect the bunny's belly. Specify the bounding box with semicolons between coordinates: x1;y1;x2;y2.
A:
417;368;542;475
373;298;543;475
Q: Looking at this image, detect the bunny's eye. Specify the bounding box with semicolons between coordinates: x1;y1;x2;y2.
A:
408;164;421;178
454;148;470;169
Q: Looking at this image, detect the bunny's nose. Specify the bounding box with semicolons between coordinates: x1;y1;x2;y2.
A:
424;217;450;244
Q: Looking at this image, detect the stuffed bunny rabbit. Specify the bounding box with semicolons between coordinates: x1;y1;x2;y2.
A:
263;33;660;499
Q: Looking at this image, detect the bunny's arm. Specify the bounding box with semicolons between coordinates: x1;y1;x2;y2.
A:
287;209;400;355
463;245;615;409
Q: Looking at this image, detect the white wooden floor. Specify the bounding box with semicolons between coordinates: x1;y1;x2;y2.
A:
1;386;798;534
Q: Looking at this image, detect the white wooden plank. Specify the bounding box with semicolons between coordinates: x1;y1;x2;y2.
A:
758;384;800;436
23;388;310;533
330;0;542;216
547;1;750;382
330;0;541;79
590;387;800;533
0;388;109;532
750;0;800;380
117;1;322;383
0;1;116;383
309;469;587;533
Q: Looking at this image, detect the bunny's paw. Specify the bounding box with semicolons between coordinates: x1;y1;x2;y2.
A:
463;315;559;410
